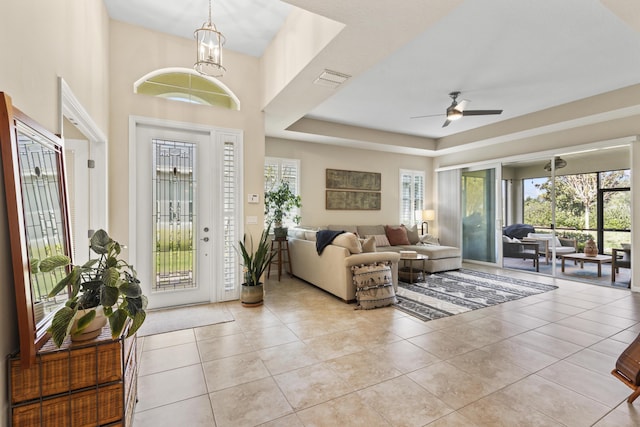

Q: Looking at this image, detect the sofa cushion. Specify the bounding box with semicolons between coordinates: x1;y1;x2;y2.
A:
332;232;362;253
385;225;411;245
357;225;386;237
403;224;420;244
351;263;396;309
305;230;318;241
329;224;359;234
367;234;390;247
291;228;307;239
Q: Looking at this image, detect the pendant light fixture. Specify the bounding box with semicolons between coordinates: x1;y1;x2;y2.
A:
194;0;226;77
543;157;567;172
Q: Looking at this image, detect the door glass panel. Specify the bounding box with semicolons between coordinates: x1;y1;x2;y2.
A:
462;168;496;262
19;133;70;320
152;139;196;292
602;188;631;253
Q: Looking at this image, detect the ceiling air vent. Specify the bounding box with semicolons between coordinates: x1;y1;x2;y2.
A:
313;69;351;88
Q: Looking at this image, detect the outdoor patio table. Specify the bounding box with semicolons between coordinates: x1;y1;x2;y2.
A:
561;253;613;277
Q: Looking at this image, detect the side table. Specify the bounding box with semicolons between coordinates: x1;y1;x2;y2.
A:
399;254;428;283
267;238;293;281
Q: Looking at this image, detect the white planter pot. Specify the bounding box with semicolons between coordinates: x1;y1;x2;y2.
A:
71;306;107;341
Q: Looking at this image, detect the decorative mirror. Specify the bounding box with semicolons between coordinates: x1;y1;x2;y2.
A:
0;93;73;367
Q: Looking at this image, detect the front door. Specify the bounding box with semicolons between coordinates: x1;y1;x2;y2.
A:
132;120;242;309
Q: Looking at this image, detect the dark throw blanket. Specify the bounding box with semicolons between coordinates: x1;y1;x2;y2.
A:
316;230;345;254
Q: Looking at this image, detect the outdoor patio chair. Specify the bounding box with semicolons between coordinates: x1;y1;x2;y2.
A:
612;246;631;285
503;238;539;272
523;233;577;264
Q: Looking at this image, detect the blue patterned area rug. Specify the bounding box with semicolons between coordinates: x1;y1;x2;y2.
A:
395;269;558;322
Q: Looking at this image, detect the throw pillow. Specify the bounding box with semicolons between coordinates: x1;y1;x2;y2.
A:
420;234;440;245
360;236;376;253
385;225;411;246
403;224;420;244
366;234;390;247
351;263;396;310
332;232;363;253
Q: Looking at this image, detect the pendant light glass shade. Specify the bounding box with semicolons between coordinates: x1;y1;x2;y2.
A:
543;157;567;172
194;0;226;77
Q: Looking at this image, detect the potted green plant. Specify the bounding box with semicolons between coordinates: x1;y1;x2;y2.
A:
264;182;302;239
235;224;277;306
37;229;147;347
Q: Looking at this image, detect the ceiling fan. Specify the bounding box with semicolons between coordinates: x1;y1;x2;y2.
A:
411;91;503;128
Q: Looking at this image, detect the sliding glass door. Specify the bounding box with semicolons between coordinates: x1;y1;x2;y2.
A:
461;166;500;263
501;146;631;286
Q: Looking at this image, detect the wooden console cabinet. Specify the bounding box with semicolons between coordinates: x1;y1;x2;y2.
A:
9;325;137;426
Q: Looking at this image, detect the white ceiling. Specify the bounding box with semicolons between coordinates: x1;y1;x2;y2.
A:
103;0;640;153
103;0;292;57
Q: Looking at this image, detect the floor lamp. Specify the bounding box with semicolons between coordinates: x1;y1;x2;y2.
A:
421;210;435;235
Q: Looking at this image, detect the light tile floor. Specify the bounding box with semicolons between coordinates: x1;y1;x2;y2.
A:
133;265;640;426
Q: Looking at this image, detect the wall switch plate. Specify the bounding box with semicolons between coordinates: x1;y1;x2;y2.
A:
248;194;259;204
246;216;258;224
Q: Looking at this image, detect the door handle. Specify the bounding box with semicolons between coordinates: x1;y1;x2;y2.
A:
201;237;210;242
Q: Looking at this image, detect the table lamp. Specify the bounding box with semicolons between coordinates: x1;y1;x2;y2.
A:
421;209;435;234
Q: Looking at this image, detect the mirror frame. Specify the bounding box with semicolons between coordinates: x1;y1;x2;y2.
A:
0;93;73;367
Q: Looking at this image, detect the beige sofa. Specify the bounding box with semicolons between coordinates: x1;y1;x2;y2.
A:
286;224;462;301
287;234;400;302
332;224;462;273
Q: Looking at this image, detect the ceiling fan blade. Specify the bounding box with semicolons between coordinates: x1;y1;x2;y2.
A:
462;109;503;116
442;119;452;128
410;113;444;119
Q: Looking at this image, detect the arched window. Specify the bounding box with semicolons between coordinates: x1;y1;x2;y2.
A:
134;68;240;110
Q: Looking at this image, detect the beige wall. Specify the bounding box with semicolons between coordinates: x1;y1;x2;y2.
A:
0;0;109;133
0;1;110;424
260;7;344;109
266;137;433;226
108;21;266;243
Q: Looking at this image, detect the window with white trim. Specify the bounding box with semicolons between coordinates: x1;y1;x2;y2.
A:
264;157;300;227
400;169;425;226
134;68;240;110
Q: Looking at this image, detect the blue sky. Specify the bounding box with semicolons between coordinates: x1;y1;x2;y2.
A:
523;177;548;200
